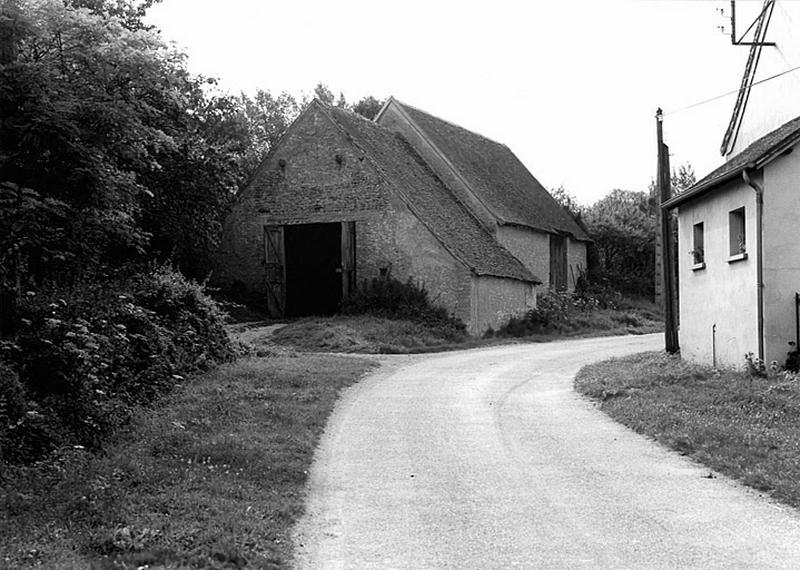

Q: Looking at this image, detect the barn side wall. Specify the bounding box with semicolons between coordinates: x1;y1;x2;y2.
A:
471;276;535;334
567;239;588;290
496;226;587;291
762;148;800;366
496;225;549;287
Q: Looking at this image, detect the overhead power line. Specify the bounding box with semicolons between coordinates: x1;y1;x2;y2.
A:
665;64;800;116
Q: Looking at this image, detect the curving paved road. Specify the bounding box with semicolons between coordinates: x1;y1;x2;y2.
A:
293;334;800;569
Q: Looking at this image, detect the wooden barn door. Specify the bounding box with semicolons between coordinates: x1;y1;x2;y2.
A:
549;234;568;291
263;225;286;316
341;221;356;298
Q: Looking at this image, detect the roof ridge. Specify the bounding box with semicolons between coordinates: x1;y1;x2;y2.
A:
391;98;509;148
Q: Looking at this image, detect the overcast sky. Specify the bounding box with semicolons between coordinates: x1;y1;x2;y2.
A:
146;0;768;205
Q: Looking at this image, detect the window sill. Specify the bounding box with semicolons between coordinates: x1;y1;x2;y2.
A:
727;252;748;263
691;262;706;271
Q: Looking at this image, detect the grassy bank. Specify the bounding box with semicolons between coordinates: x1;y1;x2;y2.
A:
575;352;800;509
0;353;376;569
271;315;469;354
271;299;662;355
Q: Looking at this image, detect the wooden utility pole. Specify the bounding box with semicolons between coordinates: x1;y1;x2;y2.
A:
657;109;679;353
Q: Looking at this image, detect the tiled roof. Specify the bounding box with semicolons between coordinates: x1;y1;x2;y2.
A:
392;101;591;241
320;103;539;283
664;114;800;209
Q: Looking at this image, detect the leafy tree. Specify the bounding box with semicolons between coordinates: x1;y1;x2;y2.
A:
548;184;583;219
351;95;385;120
583;189;655;297
671;162;697;194
237;89;300;176
0;0;248;282
235;86;385;179
581;163;696;298
68;0;160;30
313;82;335;105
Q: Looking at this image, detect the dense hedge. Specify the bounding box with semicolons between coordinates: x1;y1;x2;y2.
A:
0;266;235;464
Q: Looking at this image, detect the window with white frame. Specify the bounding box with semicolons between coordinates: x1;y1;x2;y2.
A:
692;222;704;266
729;207;746;256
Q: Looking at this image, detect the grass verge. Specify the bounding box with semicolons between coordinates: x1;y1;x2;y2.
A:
0;353;376;569
271;315;469;354
575;351;800;508
272;304;662;355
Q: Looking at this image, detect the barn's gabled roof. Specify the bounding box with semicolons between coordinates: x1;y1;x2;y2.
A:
664;113;800;210
318;102;539;283
377;98;590;241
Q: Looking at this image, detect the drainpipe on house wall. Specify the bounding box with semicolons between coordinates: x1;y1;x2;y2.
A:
743;167;765;362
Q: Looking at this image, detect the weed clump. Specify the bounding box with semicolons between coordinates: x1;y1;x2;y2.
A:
494;289;661;338
341;276;465;334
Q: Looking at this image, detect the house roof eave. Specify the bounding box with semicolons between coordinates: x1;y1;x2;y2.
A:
664;122;800;211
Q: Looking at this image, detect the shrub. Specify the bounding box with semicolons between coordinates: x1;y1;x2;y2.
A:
496;289;605;337
0;265;235;464
341;276;465;332
494;291;613;337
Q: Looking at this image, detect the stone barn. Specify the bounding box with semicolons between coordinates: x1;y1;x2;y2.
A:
375;98;591;290
217;100;538;334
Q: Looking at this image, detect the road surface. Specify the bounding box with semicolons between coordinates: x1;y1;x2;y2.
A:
293;334;800;568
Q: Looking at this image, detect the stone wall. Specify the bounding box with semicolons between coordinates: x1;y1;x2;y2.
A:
216;106;389;293
215;104;474;326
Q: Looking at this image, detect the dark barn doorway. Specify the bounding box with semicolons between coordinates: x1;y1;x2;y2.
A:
284;223;342;316
549;234;568;291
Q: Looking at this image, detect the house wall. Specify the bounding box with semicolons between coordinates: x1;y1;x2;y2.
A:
762;149;800;364
216;104;474;327
471;275;535;334
676;182;758;367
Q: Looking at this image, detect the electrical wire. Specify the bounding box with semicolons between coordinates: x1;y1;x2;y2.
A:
665;63;800;115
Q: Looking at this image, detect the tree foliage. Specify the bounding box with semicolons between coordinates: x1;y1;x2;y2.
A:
0;0;249;281
237;89;301;176
351;95;384;120
570;164;696;298
583;189;655;297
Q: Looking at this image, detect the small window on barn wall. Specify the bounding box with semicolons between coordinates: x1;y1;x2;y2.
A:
691;222;705;269
728;207;747;261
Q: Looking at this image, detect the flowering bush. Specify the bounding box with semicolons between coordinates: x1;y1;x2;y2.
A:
498;290;604;337
0;265;234;463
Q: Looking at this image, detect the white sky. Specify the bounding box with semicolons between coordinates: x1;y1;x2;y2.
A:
146;0;769;205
